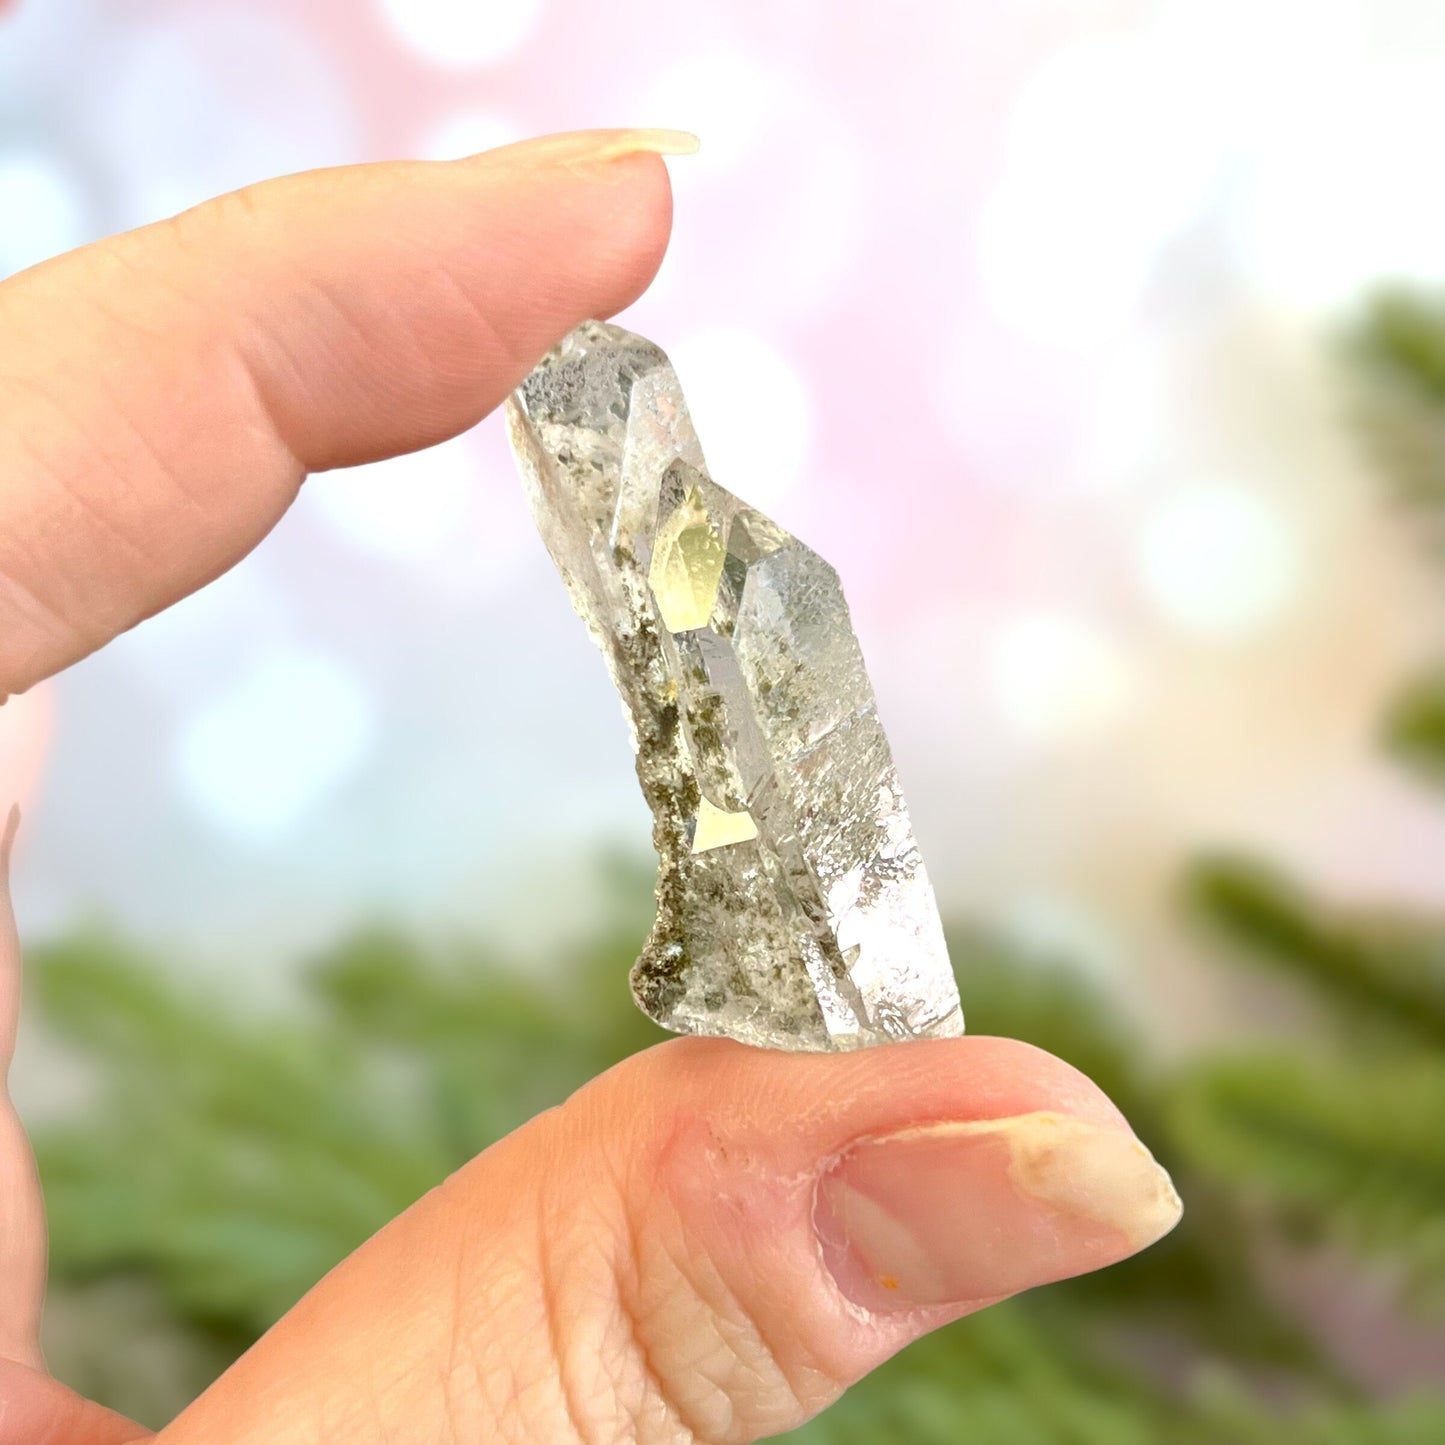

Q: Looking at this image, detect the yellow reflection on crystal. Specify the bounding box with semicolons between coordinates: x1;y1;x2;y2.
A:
649;487;725;632
691;796;759;854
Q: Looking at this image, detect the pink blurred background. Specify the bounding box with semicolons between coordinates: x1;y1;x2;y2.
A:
3;0;1444;1049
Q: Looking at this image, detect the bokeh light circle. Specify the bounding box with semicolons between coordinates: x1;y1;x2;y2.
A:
1138;485;1302;640
668;328;811;512
987;612;1137;744
640;48;780;174
978;187;1157;349
1231;57;1445;311
0;149;89;277
376;0;543;69
979;31;1222;346
304;436;478;560
1008;32;1218;242
176;652;375;839
419;109;523;162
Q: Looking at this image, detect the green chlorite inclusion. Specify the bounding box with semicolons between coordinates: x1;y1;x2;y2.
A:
507;321;963;1051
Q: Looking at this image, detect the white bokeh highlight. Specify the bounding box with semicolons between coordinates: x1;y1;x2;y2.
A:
669;327;812;512
641;48;780;175
419;109;523;161
993;893;1126;983
979;31;1223;346
1231;57;1445;311
1080;345;1170;489
1151;0;1369;146
176;652;375;839
0;149;89;277
1138;484;1302;640
304;436;478;560
376;0;543;69
987;612;1138;744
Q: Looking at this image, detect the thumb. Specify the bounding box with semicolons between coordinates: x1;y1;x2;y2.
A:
156;1035;1180;1444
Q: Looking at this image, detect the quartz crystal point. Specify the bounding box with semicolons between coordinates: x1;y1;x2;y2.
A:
507;321;963;1051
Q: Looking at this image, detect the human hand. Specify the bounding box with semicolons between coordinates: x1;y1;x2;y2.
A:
0;130;1181;1444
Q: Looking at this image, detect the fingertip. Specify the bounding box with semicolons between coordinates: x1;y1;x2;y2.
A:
490;145;676;332
449;128;680;322
593;149;676;315
241;139;681;470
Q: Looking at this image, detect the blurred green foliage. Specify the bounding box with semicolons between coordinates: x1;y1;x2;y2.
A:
1347;288;1445;528
1183;860;1445;1048
30;909;1445;1440
1177;856;1445;1313
1383;666;1445;789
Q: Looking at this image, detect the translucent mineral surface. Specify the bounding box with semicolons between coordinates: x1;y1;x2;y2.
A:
507;321;963;1051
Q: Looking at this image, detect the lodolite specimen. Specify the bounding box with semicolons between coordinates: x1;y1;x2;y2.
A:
507;321;963;1051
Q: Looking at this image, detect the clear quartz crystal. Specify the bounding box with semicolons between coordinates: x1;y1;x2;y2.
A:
507;321;963;1051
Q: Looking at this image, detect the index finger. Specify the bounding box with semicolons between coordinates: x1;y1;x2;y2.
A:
0;128;692;699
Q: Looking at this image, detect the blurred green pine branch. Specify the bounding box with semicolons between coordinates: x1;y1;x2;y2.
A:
1346;288;1445;529
1382;666;1445;789
31;919;1388;1437
1175;859;1445;1313
1182;858;1445;1051
1170;1052;1445;1305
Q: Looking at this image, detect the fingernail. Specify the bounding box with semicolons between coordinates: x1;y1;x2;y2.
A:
814;1111;1182;1312
594;127;701;159
518;128;701;165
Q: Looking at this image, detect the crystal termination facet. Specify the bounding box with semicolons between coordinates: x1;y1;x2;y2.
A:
507;321;963;1051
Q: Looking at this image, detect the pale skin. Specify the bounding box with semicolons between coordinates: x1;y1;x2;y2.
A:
0;130;1182;1445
